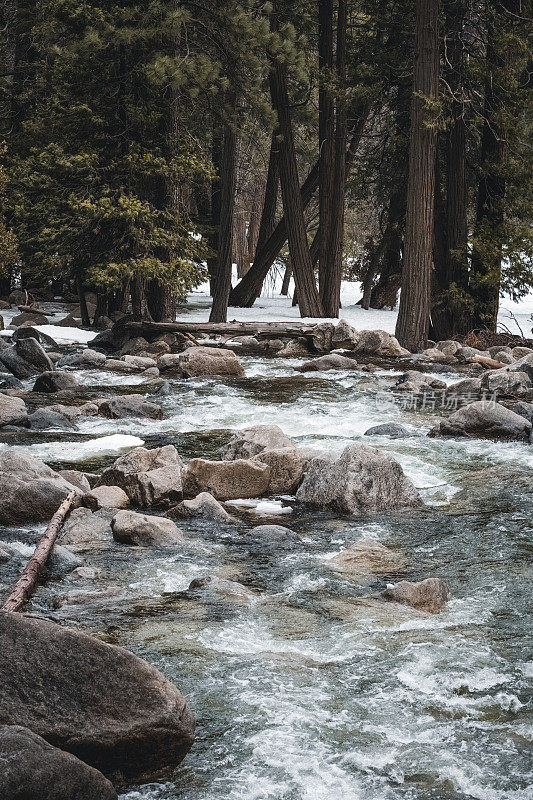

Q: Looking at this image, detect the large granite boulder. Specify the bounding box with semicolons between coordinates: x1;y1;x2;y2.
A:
382;577;450;613
60;508;114;547
364;423;410;438
297;354;359;372
0;392;27;427
222;424;295;460
159;346;245;378
0;612;195;785
327;539;405;578
331;319;359;350
96;445;183;507
98;394;162;420
169;492;234;523
353;330;407;357
111;509;183;546
480;369;531;396
27;408;74;430
251;446;322;494
0;725;117;800
512;400;533;424
58;349;107;368
393;370;447;393
429;400;532;441
0;337;53;378
33;370;78;393
84;485;129;510
0;452;79;525
296;443;422;514
183;457;270;500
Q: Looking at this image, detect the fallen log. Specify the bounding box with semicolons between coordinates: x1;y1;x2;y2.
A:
472;355;508;370
2;490;77;612
124;320;320;339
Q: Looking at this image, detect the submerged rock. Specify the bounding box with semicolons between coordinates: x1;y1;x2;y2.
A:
0;725;117;800
429;400;532;441
364;423;410;438
222;424;295;460
27;408;74;430
183;457;270;500
381;577;450;613
96;445;183;507
296;444;422;514
111;509;183;546
159;346;245;378
0;451;79;525
186;575;257;605
0;392;27;427
98;394;162;420
0;612;195;785
328;539;405;578
297;353;359;372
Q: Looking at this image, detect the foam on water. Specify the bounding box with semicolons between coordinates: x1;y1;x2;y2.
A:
5;433;144;463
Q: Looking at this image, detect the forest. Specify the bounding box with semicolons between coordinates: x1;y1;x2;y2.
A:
0;3;532;800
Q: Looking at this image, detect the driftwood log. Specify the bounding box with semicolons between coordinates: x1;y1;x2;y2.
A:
472;355;508;370
2;491;77;612
124;320;320;338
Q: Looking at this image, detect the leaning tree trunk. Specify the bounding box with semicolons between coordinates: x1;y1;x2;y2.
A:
318;0;335;305
247;174;266;264
281;262;292;295
395;0;439;351
268;4;323;318
209;107;237;323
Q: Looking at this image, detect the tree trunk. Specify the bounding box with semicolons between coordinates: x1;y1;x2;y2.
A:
77;277;90;326
268;4;323;318
281;263;292;295
318;0;335;304
234;208;249;277
321;0;347;317
131;276;151;321
208;126;223;297
2;491;77;612
209;109;237;323
395;0;439;351
247;175;266;263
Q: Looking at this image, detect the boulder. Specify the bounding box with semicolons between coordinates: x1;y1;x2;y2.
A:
353;330;407;357
480;369;531;396
0;392;27;427
11;310;49;327
428;400;531;441
364;423;409;438
381;577;450;613
60;508;114;547
445;377;482;395
328;539;405;578
98;394;162;420
490;350;514;365
96;445;183;507
27;408;74;430
0;337;53;378
297;353;359;372
421;347;456;363
84;485;129;510
33;371;78;393
170;492;234;523
0;612;194;785
0;452;80;525
247;524;298;542
122;354;157;369
435;340;462;357
57;349;107;368
159;346;245;378
8;289;28;305
12;325;59;347
58;469;91;493
296;443;422;514
512;400;533;424
331;319;359;350
48;401;99;420
277;338;312;357
183;457;270;500
103;359;144;373
512;346;533;359
0;725;118;800
222;424;295;460
393;371;447;393
0;375;23;390
251;446;321;494
186;575;257;605
111;509;183;546
490;353;533;383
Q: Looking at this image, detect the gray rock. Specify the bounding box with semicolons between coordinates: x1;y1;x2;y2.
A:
0;725;117;800
429;400;531;441
394;371;447;392
251;446;321;494
48;401;99;420
296;443;422;514
0;612;194;785
171;492;234;523
122;354;157;369
186;575;257;605
0;392;27;427
382;577;450;613
46;545;84;577
61;508;114;547
12;325;58;347
98;394;162;419
353;329;407;357
0;375;23;389
84;485;129;510
248;524;298;542
11;310;49;327
435;340;462;357
111;509;183;546
481;369;531;396
490;353;533;383
96;445;183;507
331;319;359;349
328;539;405;578
58;348;107;368
58;469;91;492
0;452;79;525
364;423;410;438
222;424;295;460
445;377;482;395
159;346;245;378
297;353;359;372
27;408;74;430
0;337;53;378
512;346;533;359
183;457;270;500
33;371;78;393
512;401;533;424
277;338;312;357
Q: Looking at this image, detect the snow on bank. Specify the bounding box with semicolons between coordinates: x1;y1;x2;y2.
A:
0;324;97;345
177;273;533;338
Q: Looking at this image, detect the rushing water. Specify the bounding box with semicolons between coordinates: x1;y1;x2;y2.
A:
1;352;532;800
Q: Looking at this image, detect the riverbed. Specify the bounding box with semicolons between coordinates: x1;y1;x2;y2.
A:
1;346;532;800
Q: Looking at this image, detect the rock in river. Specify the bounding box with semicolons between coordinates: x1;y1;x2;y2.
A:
96;445;183;507
111;509;183;546
296;443;422;514
98;394;162;420
429;400;532;441
0;392;27;427
0;725;117;800
381;577;450;613
0;612;195;786
183;457;271;500
223;424;295;460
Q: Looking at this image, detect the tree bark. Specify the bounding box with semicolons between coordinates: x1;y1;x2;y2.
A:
2;491;77;612
395;0;439;351
208;125;223;297
268;4;323;318
209;109;237;323
247;175;266;263
318;0;335;304
321;0;347;317
77;277;91;326
234;208;249;277
281;263;292;295
131;276;151;321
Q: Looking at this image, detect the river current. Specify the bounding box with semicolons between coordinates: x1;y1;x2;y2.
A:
0;351;531;800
